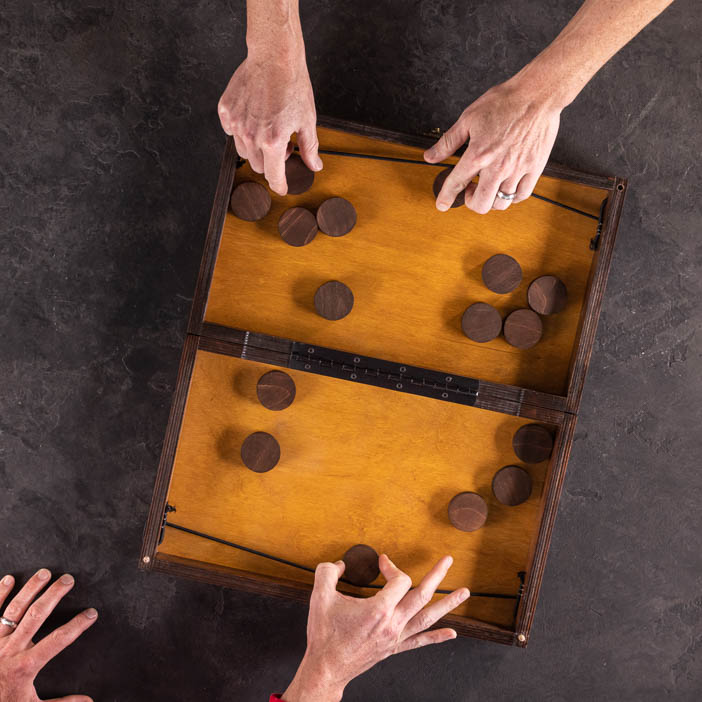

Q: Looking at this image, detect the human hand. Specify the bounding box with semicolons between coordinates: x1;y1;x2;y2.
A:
425;78;561;214
0;569;97;702
218;54;322;196
282;555;469;702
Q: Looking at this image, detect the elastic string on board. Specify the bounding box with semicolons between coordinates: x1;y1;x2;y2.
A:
164;521;518;600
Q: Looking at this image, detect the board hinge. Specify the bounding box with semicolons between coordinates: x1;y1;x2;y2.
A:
289;343;479;406
590;196;609;250
158;503;177;546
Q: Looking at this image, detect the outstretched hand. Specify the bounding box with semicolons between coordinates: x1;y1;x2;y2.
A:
0;569;97;702
425;79;561;214
282;554;469;702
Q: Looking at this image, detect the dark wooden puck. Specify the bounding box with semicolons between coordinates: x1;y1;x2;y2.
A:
513;424;553;463
240;432;280;472
342;544;380;586
432;167;466;208
461;302;502;343
278;207;318;247
503;308;543;349
482;254;522;294
447;492;488;532
528;275;568;315
314;281;354;320
285;154;315;195
230;181;272;221
256;371;296;411
492;466;532;506
317;197;357;237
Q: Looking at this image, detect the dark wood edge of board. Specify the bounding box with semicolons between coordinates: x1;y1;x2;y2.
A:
147;552;518;646
317;115;617;190
197;322;566;424
512;412;578;646
565;178;627;414
140;334;199;565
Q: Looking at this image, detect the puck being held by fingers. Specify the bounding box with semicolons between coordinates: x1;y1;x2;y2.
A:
314;281;354;320
230;182;272;221
317;197;357;237
492;465;532;506
285;154;315;195
461;302;502;343
528;275;568;315
241;432;280;473
342;544;380;586
257;370;296;411
513;424;553;464
279;207;318;247
448;492;488;532
482;254;522;294
432;167;466;208
503;308;543;349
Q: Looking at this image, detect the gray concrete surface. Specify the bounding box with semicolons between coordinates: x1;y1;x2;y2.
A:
1;1;701;700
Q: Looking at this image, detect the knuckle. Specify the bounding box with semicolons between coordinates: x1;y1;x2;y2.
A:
27;604;46;621
415;612;432;631
16;656;35;676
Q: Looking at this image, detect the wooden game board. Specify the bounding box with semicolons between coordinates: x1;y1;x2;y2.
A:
140;117;627;646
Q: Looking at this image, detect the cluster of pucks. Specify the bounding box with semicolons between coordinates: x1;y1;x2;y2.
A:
503;308;543;349
461;302;502;343
285;154;315;195
317;197;356;237
342;544;380;586
492;466;532;506
432;167;467;208
528;275;568;315
257;370;296;411
230;181;272;221
482;254;522;294
447;492;488;532
314;280;354;320
241;431;280;473
278;207;318;247
513;424;553;463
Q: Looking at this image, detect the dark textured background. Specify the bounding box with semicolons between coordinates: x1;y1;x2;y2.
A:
2;1;701;700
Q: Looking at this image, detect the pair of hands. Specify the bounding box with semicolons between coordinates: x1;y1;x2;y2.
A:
282;554;469;702
0;570;96;702
218;53;560;214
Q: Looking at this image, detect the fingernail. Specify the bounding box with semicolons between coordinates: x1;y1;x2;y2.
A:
448;630;457;639
437;202;450;212
424;149;435;161
2;575;13;586
446;555;454;567
460;588;470;600
334;560;344;567
314;157;323;171
37;568;50;581
60;574;74;585
84;608;98;619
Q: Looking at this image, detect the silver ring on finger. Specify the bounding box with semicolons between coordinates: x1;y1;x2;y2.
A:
496;190;517;202
1;616;18;629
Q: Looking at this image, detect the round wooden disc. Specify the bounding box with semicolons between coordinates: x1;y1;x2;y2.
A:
461;302;502;343
528;275;568;315
492;465;532;506
314;281;354;320
316;197;357;237
342;544;380;586
503;308;543;349
278;207;318;247
447;492;488;532
240;432;280;472
482;254;522;294
256;370;296;411
230;181;271;221
432;167;466;208
285;154;315;195
512;424;553;463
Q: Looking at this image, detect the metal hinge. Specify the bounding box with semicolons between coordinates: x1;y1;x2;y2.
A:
289;343;479;406
590;196;609;250
158;503;176;546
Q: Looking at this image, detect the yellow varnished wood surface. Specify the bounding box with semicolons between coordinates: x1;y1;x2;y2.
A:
204;127;608;396
158;351;556;627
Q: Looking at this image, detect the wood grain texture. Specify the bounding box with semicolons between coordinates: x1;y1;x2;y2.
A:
205;127;607;396
157;350;554;628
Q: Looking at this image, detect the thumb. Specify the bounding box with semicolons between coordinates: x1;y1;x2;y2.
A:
424;120;468;163
297;124;323;172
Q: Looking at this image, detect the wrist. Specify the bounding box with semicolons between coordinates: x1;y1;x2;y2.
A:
282;652;345;702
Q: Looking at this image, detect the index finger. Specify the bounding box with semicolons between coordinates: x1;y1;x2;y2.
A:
312;561;345;598
263;142;289;196
436;149;482;211
374;554;413;608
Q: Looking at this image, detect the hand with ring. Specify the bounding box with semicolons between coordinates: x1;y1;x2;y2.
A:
0;569;97;702
424;76;561;214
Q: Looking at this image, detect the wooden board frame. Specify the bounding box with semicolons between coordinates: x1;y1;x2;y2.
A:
140;116;627;647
